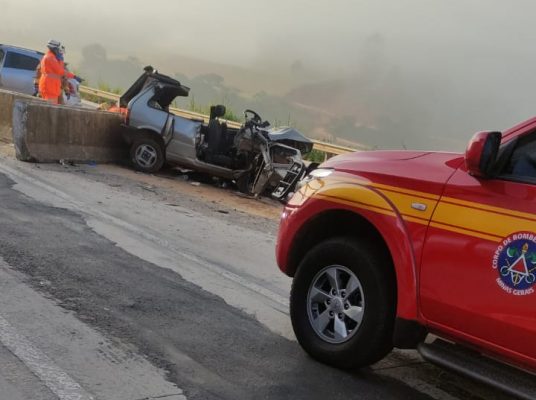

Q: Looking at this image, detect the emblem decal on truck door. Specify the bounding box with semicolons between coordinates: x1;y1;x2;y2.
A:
493;232;536;296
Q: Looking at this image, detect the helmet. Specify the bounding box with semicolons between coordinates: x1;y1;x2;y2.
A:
47;39;61;50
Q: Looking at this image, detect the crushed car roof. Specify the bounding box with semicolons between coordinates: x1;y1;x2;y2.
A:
267;126;313;145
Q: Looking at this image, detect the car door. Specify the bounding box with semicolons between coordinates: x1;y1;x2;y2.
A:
166;115;200;161
0;50;40;95
420;129;536;364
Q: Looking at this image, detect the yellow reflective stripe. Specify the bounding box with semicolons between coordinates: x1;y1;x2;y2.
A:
429;221;503;242
315;193;396;217
432;202;536;239
314;190;505;242
377;190;436;220
319;185;392;211
441;196;536;222
326;176;441;201
306;176;536;243
312;182;436;223
371;183;440;201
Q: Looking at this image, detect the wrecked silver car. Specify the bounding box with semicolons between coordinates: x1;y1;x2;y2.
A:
121;67;313;199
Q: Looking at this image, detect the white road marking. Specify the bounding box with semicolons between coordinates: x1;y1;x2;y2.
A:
0;314;94;400
0;261;187;400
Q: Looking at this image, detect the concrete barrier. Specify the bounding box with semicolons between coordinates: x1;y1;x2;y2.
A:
0;89;39;143
13;100;126;163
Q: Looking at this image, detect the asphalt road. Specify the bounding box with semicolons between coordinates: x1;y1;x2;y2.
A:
0;155;514;400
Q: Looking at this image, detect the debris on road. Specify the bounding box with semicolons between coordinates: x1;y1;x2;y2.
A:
139;184;158;193
59;159;75;166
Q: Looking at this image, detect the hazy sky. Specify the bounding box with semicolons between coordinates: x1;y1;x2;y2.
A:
3;0;534;69
3;0;536;149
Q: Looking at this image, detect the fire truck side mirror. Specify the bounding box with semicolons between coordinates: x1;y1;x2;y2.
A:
465;131;501;178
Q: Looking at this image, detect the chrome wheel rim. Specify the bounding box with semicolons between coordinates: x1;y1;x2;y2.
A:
135;144;158;169
307;265;365;344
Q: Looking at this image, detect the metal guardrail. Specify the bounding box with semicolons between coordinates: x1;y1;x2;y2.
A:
311;140;367;155
79;85;359;156
79;86;120;102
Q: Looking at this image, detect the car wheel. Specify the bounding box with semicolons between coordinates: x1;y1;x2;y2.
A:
130;138;165;173
290;237;396;369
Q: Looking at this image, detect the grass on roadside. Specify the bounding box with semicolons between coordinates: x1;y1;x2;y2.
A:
303;149;326;163
186;97;242;123
79;81;123;105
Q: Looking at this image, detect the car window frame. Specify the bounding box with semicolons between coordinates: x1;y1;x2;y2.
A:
3;51;40;71
494;130;536;186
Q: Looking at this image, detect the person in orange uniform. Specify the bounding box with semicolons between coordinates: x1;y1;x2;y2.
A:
38;40;66;104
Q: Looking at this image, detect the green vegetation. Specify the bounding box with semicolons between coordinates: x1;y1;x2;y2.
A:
79;91;109;105
304;149;326;163
186;96;242;123
79;80;123;105
97;82;123;95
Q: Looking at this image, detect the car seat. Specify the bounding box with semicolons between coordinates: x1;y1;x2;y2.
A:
204;105;233;168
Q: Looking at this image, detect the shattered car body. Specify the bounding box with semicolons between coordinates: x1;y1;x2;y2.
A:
121;67;313;199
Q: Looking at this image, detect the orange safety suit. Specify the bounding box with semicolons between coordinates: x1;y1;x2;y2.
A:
38;50;65;104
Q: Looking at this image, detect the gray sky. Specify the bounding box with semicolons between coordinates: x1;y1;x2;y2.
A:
2;0;536;149
3;0;533;69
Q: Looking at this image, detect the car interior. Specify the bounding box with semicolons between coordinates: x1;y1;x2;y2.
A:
199;105;239;168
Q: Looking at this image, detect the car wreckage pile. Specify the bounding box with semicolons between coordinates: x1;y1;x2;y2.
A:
120;67;316;200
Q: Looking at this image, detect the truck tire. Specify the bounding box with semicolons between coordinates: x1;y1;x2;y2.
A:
290;237;396;369
130;137;165;173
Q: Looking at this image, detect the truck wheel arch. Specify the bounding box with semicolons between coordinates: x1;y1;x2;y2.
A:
287;201;420;325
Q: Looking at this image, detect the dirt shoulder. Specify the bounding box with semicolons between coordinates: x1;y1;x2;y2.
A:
95;164;283;221
0;143;282;234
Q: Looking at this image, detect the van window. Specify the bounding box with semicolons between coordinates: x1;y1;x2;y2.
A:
4;52;40;71
0;50;4;65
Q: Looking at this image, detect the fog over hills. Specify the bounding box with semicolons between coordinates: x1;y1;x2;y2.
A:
3;0;536;150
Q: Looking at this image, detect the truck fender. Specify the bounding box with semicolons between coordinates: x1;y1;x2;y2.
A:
284;179;423;323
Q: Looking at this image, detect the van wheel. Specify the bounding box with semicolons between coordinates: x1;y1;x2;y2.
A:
130;138;164;173
290;237;396;369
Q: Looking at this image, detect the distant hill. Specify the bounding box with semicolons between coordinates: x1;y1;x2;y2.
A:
76;44;461;151
286;79;378;124
284;75;467;151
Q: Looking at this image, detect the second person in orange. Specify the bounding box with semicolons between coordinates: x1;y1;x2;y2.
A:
38;39;75;104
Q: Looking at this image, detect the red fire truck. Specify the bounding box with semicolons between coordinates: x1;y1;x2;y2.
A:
276;119;536;399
